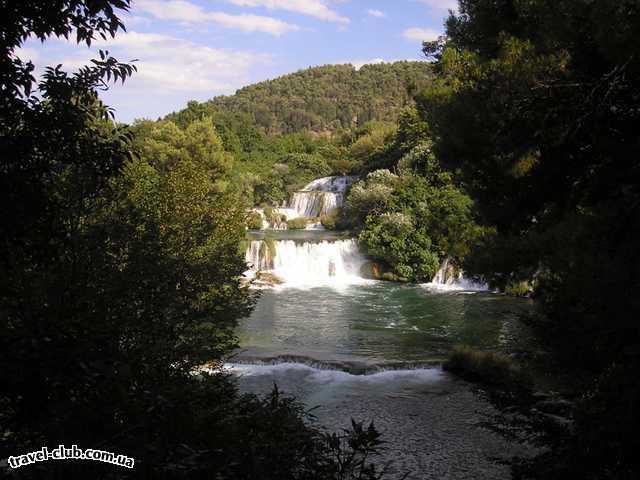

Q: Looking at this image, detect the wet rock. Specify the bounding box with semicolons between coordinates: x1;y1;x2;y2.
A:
255;271;284;286
328;260;336;277
359;261;384;279
382;272;408;282
531;391;552;401
359;261;402;281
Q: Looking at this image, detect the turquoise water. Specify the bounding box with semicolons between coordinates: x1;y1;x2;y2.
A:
229;278;538;479
235;283;535;366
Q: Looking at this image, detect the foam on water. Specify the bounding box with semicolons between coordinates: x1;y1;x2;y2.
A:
225;362;444;385
424;258;489;291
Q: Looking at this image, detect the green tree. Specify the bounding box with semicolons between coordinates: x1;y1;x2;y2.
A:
351;167;482;282
418;1;640;478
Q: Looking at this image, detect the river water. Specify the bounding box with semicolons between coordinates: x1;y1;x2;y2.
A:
232;178;535;479
230;281;535;479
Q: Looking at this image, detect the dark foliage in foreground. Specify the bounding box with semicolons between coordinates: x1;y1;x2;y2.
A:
0;3;389;479
423;1;640;478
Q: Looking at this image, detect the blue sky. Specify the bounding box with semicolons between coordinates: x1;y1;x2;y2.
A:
19;1;456;123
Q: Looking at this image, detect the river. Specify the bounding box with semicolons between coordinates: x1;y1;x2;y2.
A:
230;177;536;479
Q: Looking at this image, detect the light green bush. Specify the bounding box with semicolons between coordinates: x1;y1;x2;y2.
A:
287;218;308;230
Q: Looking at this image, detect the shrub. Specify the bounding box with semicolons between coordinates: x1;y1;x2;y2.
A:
504;280;532;297
443;346;532;403
343;170;398;225
358;212;440;282
287;218;308;230
247;211;264;230
263;205;275;219
320;212;337;230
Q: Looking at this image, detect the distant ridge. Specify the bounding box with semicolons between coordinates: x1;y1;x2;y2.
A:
167;61;432;135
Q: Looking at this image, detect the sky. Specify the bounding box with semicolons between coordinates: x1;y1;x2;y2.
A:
19;0;457;123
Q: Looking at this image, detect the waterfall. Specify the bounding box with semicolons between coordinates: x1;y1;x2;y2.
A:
245;238;367;287
251;209;288;230
426;258;488;291
289;191;338;218
289;176;358;219
249;176;358;230
245;240;274;271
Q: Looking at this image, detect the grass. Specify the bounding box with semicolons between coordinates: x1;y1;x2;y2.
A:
444;346;533;394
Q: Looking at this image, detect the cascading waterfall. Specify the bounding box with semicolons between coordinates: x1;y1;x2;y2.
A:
245;240;275;271
289;176;358;219
247;175;487;290
427;258;488;291
246;240;488;290
245;238;367;287
249;176;357;230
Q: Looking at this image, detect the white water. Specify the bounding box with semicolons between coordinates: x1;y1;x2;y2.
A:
250;176;357;230
225;362;443;385
245;240;275;271
245;238;368;288
424;258;488;291
289;176;358;220
245;239;487;291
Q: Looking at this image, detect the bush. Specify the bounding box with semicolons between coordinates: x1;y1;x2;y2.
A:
342;170;398;226
248;211;264;230
320;212;337;230
287;218;308;230
358;212;440;282
263;205;275;219
443;346;532;403
177;378;388;480
504;280;532;297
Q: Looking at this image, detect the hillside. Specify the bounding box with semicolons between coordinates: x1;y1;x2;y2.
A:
167;61;432;136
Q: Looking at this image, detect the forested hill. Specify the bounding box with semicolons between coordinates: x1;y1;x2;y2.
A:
166;61;432;135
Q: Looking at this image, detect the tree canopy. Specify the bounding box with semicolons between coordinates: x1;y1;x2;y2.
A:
418;1;640;477
167;62;433;136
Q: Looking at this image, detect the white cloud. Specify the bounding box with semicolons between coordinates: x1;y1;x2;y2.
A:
101;32;271;91
32;32;271;93
416;0;458;11
227;0;349;24
349;57;385;70
402;27;442;43
136;0;301;35
367;9;385;18
123;14;152;27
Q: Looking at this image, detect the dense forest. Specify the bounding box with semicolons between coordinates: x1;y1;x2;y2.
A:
2;1;639;479
168;62;433;135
